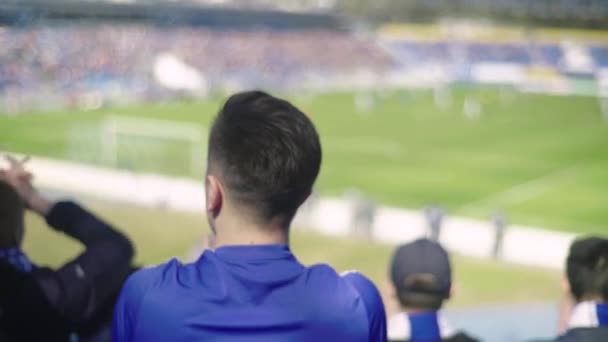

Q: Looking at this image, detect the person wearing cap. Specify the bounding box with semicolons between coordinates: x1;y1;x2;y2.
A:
387;238;478;342
535;236;608;342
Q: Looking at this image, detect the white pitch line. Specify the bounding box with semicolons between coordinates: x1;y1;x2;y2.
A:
458;165;579;213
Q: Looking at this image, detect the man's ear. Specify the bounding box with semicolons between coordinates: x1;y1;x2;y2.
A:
206;175;223;219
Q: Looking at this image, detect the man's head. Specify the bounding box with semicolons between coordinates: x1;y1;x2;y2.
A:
0;180;25;248
389;239;452;311
205;91;321;233
566;236;608;302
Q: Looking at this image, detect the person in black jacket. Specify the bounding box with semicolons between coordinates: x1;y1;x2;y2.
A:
387;239;478;342
0;156;135;341
539;236;608;342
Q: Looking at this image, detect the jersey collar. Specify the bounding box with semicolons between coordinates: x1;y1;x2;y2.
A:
214;244;295;262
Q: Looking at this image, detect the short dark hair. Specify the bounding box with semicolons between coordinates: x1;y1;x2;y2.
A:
0;181;24;248
395;274;447;310
566;236;608;301
208;91;321;223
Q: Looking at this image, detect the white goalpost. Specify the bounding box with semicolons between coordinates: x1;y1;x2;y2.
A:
100;115;206;176
598;69;608;122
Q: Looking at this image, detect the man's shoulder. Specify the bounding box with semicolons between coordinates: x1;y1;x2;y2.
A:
305;264;375;284
302;266;386;339
123;258;183;294
340;270;382;302
305;265;379;295
303;263;343;288
115;258;188;324
339;270;385;325
340;271;382;306
303;265;381;306
340;270;375;285
306;262;339;275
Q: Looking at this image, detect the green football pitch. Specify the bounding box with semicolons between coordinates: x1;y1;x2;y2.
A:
21;201;560;308
1;86;607;234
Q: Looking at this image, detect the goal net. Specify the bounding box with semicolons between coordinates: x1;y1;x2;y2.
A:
69;115;207;177
598;69;608;121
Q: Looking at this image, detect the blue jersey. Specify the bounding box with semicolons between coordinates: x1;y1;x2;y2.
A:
113;244;387;342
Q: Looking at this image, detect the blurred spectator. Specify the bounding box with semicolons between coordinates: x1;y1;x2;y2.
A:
356;197;377;240
0;156;135;341
112;91;387;341
347;189;377;240
386;40;568;69
424;206;444;242
545;237;608;341
491;210;507;259
388;239;479;342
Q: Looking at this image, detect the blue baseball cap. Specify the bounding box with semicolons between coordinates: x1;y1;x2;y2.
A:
390;238;452;297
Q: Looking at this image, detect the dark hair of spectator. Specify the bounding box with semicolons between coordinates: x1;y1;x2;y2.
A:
566;236;608;302
0;181;24;248
207;91;321;225
395;274;447;310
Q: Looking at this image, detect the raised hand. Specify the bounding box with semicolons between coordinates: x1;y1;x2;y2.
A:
1;155;51;215
1;155;36;203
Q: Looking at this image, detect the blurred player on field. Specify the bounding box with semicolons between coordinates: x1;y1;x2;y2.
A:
491;210;508;259
424;206;444;243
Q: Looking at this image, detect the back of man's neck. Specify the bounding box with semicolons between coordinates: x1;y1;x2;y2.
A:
212;210;290;248
213;224;289;248
214;233;289;248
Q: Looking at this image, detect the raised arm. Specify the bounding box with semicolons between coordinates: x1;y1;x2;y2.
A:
1;155;135;326
36;200;135;325
343;271;388;342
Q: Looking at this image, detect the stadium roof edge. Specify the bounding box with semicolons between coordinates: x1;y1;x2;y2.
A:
0;0;347;30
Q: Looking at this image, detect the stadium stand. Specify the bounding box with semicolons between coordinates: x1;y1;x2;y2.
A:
590;46;608;67
0;25;391;91
0;0;393;112
382;39;608;71
0;25;392;114
1;1;607;113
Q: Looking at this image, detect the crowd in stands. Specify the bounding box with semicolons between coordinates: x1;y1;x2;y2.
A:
1;91;608;341
0;24;393;95
2;23;607;113
385;40;608;69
